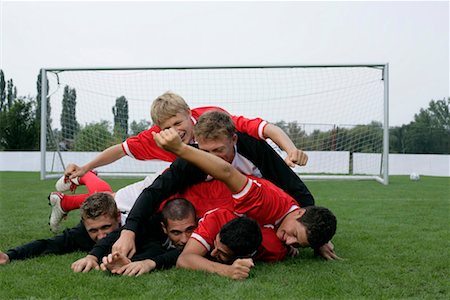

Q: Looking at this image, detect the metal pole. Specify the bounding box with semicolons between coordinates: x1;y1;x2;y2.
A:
40;69;47;180
383;64;390;185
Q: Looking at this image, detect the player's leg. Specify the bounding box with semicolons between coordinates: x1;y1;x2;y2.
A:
49;171;113;233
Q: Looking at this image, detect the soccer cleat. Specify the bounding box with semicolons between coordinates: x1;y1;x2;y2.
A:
55;175;80;192
48;192;67;233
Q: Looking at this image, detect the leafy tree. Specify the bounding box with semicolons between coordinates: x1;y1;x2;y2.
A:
0;70;6;112
61;86;79;142
130;119;152;136
274;120;307;149
6;79;17;110
403;98;450;154
0;97;39;150
35;72;52;150
73;121;115;151
35;72;51;128
112;95;128;141
389;125;407;153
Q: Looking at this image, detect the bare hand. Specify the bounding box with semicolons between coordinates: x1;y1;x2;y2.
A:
226;258;254;280
100;252;131;273
152;128;184;154
113;260;157;276
71;255;99;273
287;245;299;257
0;252;10;265
112;230;136;258
316;241;341;261
285;149;308;167
64;163;88;180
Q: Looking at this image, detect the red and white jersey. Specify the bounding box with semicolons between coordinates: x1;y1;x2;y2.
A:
122;106;268;162
232;176;300;227
191;208;287;263
191;208;237;252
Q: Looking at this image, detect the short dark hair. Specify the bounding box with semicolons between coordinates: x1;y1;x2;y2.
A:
161;198;196;226
194;110;236;141
219;217;262;259
80;192;118;221
297;206;337;249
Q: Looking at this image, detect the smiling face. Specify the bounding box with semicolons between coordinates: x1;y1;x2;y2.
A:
159;112;194;144
276;209;310;248
83;213;121;242
162;215;197;250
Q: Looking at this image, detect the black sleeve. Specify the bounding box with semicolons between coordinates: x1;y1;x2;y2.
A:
236;132;315;207
89;212;166;261
88;228;121;261
131;242;181;270
152;248;181;270
6;222;94;261
123;160;207;233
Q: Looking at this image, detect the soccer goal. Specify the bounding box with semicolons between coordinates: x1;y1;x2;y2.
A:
40;64;389;184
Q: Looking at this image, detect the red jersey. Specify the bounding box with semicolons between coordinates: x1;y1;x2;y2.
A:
122;106;267;162
232;176;300;227
191;208;287;263
157;180;234;217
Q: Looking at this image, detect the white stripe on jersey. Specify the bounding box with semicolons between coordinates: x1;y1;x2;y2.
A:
232;178;253;199
191;233;211;251
274;205;300;226
122;141;135;159
258;121;268;139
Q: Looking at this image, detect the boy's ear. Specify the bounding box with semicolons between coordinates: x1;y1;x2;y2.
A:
232;133;238;145
161;222;168;234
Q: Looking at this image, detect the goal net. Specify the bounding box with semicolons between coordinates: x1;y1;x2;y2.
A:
40;65;389;184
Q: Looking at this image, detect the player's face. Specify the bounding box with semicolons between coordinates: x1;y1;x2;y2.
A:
210;234;235;264
83;214;121;242
162;215;197;250
276;210;309;248
159;111;194;144
196;134;237;163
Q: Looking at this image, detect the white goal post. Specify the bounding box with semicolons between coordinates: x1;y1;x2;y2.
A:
40;64;389;184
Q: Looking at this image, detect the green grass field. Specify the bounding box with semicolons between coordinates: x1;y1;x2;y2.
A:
0;172;448;299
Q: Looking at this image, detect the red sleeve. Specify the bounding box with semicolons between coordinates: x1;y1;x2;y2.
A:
254;226;287;262
190;209;236;252
122;125;177;162
231;115;267;140
232;177;299;226
191;106;268;140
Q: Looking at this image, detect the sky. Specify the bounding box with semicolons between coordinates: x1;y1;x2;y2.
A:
0;0;448;127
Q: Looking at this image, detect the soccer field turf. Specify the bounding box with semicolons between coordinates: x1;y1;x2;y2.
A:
0;172;448;299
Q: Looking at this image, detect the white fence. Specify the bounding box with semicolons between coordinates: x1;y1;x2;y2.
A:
0;152;448;177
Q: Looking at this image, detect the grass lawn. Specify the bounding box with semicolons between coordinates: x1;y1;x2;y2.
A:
0;172;448;299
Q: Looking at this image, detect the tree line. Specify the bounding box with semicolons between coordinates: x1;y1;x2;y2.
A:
0;69;448;154
275;97;449;155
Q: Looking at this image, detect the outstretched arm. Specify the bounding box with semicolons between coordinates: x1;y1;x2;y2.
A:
263;123;308;167
152;129;247;194
65;144;126;179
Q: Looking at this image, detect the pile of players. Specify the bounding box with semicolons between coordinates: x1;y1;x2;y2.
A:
0;92;339;280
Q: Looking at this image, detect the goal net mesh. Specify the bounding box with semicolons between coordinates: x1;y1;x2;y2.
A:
42;65;387;181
